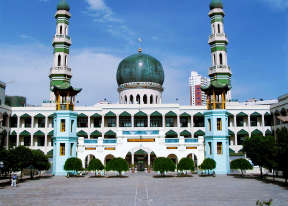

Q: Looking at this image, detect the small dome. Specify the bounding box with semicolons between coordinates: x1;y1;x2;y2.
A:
117;51;165;86
210;0;223;10
57;0;70;11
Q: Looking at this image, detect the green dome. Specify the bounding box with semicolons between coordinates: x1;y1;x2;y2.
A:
57;0;70;11
117;52;164;86
210;0;223;10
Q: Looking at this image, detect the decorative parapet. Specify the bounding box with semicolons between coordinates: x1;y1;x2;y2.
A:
209;65;231;75
118;82;163;92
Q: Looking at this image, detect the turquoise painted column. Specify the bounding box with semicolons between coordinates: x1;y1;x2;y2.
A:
204;110;230;174
52;111;78;176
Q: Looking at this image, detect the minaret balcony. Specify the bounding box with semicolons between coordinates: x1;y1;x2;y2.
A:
50;66;72;76
209;65;231;75
208;33;228;44
53;35;71;45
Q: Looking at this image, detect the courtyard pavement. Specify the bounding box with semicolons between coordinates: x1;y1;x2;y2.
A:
0;172;287;206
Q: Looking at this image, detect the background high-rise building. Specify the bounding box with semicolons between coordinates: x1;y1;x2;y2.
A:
189;71;231;106
189;71;209;106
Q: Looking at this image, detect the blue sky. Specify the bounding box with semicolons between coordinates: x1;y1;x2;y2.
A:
0;0;287;105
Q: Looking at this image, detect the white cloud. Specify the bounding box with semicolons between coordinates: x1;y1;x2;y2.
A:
261;0;288;10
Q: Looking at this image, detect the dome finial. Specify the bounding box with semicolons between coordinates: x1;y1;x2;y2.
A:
138;37;143;53
210;0;223;10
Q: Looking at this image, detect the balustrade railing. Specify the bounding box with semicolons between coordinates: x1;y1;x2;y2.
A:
103;139;117;144
84;139;98;144
165;138;179;143
185;138;198;143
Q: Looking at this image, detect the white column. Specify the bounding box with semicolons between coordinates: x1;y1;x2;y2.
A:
116;115;119;128
31;135;33;147
177;115;180;128
44;134;48;152
45;117;48;128
163;116;166;128
148;115;150;128
16;134;20;146
88;116;91;128
131;116;134;127
190;116;193;128
6;131;9;148
248;116;251;128
31;117;34;128
132;152;135;165
148;152;151;166
17;117;21;128
234;116;237;127
101;116;105;128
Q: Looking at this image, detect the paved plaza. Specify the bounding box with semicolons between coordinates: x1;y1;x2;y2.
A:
0;173;287;206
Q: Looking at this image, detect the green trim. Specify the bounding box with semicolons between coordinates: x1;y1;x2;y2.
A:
35;113;45;118
265;129;272;136
119;111;131;117
21;113;31;118
135;111;147;117
91;130;102;137
48;130;54;136
251;129;263;137
165;111;177;117
78;113;88;118
211;18;223;24
34;130;45;136
194;130;205;136
211;46;227;52
105;130;116;136
77;130;88;137
105;111;116;117
56;19;69;24
20;130;30;136
180;130;191;137
194;112;203;117
180;112;191;118
251;112;261;117
237;129;249;136
91;113;101;118
165;130;177;136
55;14;71;19
237;112;248;117
48;114;55;118
229;129;235;136
150;111;162;117
53;48;70;54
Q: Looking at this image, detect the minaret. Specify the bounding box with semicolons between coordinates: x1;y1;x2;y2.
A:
52;84;81;176
201;0;231;174
49;0;72;102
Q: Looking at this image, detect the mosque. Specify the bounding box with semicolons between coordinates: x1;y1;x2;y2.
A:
3;0;274;175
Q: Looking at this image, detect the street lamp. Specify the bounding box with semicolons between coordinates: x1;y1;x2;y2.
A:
0;161;4;169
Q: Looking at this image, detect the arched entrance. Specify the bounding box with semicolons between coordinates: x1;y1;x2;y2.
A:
167;154;178;164
85;154;96;168
126;149;157;171
104;154;114;166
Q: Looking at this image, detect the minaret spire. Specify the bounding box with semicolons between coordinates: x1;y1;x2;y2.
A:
49;0;72;102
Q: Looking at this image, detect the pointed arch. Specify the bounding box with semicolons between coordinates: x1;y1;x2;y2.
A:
217;24;221;33
60;25;63;35
57;55;61;66
150;95;153;104
143;95;147;104
130;95;134;104
219;53;223;65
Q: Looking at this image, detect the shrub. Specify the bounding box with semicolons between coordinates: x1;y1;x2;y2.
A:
199;158;216;174
64;157;83;175
105;158;128;176
87;158;104;176
230;158;253;176
31;150;50;178
153;157;176;176
177;158;195;174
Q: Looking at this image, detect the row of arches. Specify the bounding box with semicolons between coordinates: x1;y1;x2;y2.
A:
212;23;223;35
84;151;198;170
57;24;68;36
212;52;226;66
120;94;160;104
56;54;68;67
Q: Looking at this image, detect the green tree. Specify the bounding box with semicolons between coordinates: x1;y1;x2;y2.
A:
105;158;129;176
64;157;83;175
199;158;216;175
243;135;276;178
177;158;195;174
276;128;288;183
31;150;50;178
0;149;11;176
230;158;253;176
9;146;33;178
153;157;176;176
87;158;104;176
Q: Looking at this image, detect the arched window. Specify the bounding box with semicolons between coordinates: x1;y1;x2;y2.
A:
213;54;216;65
150;95;153;104
217;24;221;33
219;53;223;65
57;55;61;66
136;95;140;104
156;96;158;104
60;26;63;35
65;56;67;66
125;96;128;104
143;95;147;104
130;95;134;104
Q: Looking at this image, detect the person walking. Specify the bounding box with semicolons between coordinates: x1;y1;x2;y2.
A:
11;174;17;187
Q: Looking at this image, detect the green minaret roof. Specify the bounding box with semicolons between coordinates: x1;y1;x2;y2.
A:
210;0;223;10
57;0;70;11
